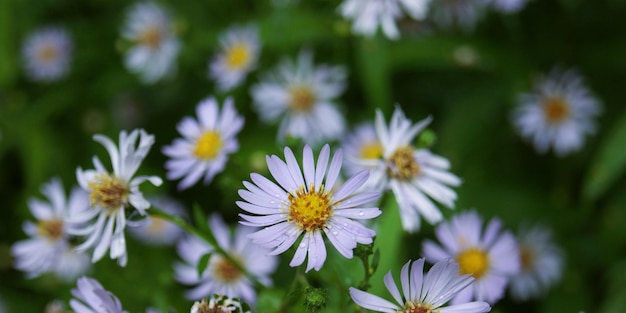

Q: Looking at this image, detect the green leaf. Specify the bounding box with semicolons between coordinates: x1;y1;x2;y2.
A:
371;248;380;273
192;203;211;234
196;252;212;278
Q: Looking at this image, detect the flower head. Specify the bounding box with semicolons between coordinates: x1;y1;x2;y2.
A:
422;210;520;304
121;1;181;83
429;0;486;31
11;178;91;281
485;0;529;13
163;97;244;189
175;214;277;304
341;122;383;177
69;129;162;266
191;295;251;313
512;68;601;156
22;26;72;82
70;276;127;313
251;51;347;146
210;24;260;91
237;144;381;272
128;196;186;245
509;223;564;301
339;0;431;39
350;258;491;313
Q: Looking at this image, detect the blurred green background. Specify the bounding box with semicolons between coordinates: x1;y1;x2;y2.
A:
2;0;626;312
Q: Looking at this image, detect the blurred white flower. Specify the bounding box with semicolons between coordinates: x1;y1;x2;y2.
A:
128;196;186;245
69;129;162;266
339;0;431;39
190;295;250;313
429;0;486;31
163;97;244;190
70;277;127;313
175;214;278;305
121;1;180;84
251;50;347;146
22;26;72;82
11;178;91;281
45;300;66;313
209;24;260;91
423;210;520;304
509;223;564;301
485;0;529;13
512;68;601;156
341;122;382;177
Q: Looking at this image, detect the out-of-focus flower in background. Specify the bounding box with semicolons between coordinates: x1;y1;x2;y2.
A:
485;0;530;13
341;122;382;177
69;277;128;313
190;295;251;313
209;24;260;91
22;26;72;82
128;196;186;246
428;0;486;31
162;97;244;190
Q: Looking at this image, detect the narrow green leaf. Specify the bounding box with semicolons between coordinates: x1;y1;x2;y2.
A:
192;203;210;234
371;248;380;273
196;252;212;278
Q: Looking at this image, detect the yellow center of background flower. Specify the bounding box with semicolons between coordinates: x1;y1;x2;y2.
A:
213;255;243;283
542;96;569;124
360;142;383;160
400;302;435;313
387;146;420;180
456;248;490;279
192;299;223;313
37;219;64;240
139;25;163;48
289;86;315;112
288;187;332;232
194;131;222;159
88;174;129;212
225;43;250;70
37;44;58;63
519;245;535;271
147;216;166;234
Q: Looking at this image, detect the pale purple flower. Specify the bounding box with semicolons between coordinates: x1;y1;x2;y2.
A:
128;196;186;246
341;122;382;177
237;144;381;272
209;24;260;91
70;276;127;313
485;0;529;13
339;0;431;39
22;26;72;82
429;0;486;31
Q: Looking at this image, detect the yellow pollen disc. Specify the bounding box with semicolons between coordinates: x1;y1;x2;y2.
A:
387;146;420;180
225;43;251;70
194;131;223;160
37;219;64;240
456;248;490;279
147;217;166;234
289;86;315;112
542;96;570;124
360;142;383;160
213;256;243;283
399;302;435;313
37;44;58;63
288;187;332;232
139;25;163;48
519;245;535;271
88;174;129;212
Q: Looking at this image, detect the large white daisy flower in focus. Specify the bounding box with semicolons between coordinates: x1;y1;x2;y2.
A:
251;51;347;146
70;276;127;313
121;1;181;84
512;68;601;156
69;129;162;266
22;26;72;82
237;144;382;272
163;97;244;190
350;258;491;313
339;0;431;39
209;24;260;91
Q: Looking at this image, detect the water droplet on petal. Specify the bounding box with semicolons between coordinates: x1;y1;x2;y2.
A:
358;211;364;216
299;243;306;249
332;231;339;236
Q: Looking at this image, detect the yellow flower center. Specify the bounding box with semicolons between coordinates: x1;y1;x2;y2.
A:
519;245;535;271
88;174;129;213
147;216;166;234
213;255;243;283
360;142;383;160
194;131;223;160
542;96;569;124
456;248;490;279
37;44;58;63
287;186;332;232
138;25;163;48
37;219;64;240
289;86;315;112
193;299;226;313
387;146;420;180
398;302;438;313
225;43;251;70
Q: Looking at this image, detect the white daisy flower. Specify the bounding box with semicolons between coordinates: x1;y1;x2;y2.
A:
350;258;491;313
70;276;127;313
127;196;186;246
251;51;347;146
422;210;520;304
512;68;601;156
209;24;260;91
237;144;382;272
22;26;72;82
175;214;277;305
69;129;162;266
11;178;91;281
191;295;251;313
350;107;461;233
429;0;486;31
485;0;529;13
45;300;66;313
509;223;564;301
341;122;383;178
121;1;181;84
163;97;244;190
339;0;431;39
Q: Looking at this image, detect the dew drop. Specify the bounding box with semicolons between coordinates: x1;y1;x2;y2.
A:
332;231;339;236
343;223;348;227
299;243;306;249
358;211;364;216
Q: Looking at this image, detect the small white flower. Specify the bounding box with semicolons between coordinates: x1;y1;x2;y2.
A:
128;196;186;245
11;178;90;281
251;51;347;146
339;0;431;39
175;214;277;305
237;144;381;272
163;97;244;190
509;223;564;301
512;68;601;156
429;0;486;31
422;210;520;304
45;300;66;313
341;122;383;178
121;1;181;84
22;26;72;82
190;295;250;313
69;129;162;266
209;24;260;91
350;107;461;233
485;0;529;13
350;258;491;313
70;276;127;313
